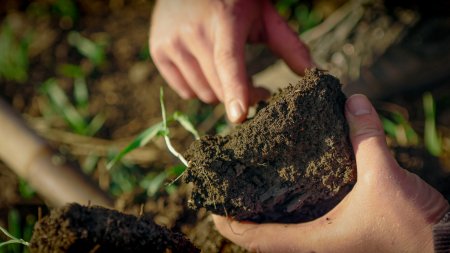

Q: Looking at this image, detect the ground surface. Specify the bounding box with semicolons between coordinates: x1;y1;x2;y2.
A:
30;203;199;253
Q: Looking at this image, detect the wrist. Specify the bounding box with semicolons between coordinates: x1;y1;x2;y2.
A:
433;211;450;253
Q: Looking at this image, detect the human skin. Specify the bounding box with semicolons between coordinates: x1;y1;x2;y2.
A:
213;94;450;253
149;0;313;123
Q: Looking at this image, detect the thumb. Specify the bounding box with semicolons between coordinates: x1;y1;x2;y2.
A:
262;1;314;75
345;94;400;180
346;95;450;228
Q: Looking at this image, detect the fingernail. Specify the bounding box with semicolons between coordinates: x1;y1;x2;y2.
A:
228;100;244;122
346;94;372;116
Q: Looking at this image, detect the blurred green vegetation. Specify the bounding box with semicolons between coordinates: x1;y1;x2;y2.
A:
0;22;31;83
423;92;442;156
276;0;323;33
381;111;419;147
39;78;105;136
380;92;445;157
68;31;106;67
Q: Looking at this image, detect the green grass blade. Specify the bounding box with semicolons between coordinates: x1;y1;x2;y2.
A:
381;116;397;138
23;215;36;243
168;164;187;177
423;92;442;156
67;31;105;66
84;113;105;136
0;239;29;248
41;79;87;134
52;0;78;23
18;179;36;200
390;112;419;146
144;171;168;197
0;220;29;249
8;210;20;253
74;77;89;111
0;22;29;83
58;64;84;78
173;111;200;140
0;240;20;248
107;122;165;170
82;153;99;174
0;226;16;241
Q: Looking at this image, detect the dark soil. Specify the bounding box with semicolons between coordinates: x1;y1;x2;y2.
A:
29;203;199;253
184;69;356;223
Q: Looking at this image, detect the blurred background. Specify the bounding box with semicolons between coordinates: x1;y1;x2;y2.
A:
0;0;449;252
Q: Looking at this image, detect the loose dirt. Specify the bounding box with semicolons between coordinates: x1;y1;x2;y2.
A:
29;203;199;253
184;69;356;223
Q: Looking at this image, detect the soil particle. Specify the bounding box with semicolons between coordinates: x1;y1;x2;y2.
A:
29;203;199;253
184;69;356;223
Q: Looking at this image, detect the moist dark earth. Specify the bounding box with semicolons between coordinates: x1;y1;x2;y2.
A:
29;203;199;253
184;69;356;223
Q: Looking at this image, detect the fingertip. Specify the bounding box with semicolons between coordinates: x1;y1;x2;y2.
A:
226;99;247;123
345;94;372;116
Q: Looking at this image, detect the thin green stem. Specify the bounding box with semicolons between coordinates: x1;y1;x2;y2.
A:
160;87;189;167
0;226;29;248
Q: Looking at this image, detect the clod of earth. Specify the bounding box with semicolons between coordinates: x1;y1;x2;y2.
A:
29;203;199;253
184;68;356;223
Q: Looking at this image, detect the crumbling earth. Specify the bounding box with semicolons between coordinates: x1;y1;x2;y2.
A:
29;203;199;253
184;69;356;223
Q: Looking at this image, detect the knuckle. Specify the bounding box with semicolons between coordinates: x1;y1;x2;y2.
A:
214;48;237;65
150;37;182;61
350;118;384;140
352;126;384;140
165;36;183;52
150;35;182;54
180;23;204;38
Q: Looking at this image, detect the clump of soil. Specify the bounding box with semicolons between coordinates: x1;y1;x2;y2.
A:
29;203;199;253
184;69;356;223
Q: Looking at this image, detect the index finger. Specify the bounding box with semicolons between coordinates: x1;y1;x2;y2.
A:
212;215;324;253
213;11;250;123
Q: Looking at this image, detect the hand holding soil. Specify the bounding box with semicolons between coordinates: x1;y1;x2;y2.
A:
213;95;450;253
149;0;313;123
184;69;356;223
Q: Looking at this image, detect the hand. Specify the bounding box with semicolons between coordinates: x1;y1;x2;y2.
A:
213;94;450;253
149;0;313;123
